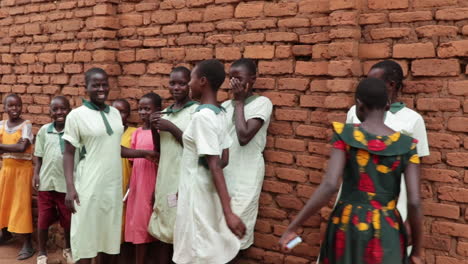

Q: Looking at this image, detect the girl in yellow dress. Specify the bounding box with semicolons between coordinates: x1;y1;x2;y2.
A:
0;94;35;260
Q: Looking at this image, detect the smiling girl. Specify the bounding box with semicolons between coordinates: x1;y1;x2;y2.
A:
0;94;35;260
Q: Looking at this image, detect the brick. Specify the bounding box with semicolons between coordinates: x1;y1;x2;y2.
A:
438;40;468;58
327;79;357;92
259;60;293;75
311;16;330;26
330;0;360;10
299;32;330;44
417;98;460;112
298;0;329;13
359;13;387;24
24;23;41;35
136;49;159;62
177;10;203;23
300;95;325;107
50;75;68;85
262;92;295;106
278;18;309;28
204;5;233;21
427;133;460;149
276;195;304;210
254;79;275;90
86;17;119;29
185;48;213;61
151;10;176;24
329;11;358;26
392;42;436;59
329;28;361;39
447;152;468;167
423;167;460;182
275;109;308;121
187;0;213;7
436;8;468;20
93;4;116;15
412;59;459;77
37;53;55;64
246;19;276;30
424;235;451;251
73;51;92;63
278;78;309;91
457;242;468;256
389;11;432;23
123;63;146;75
176;36;204;46
449;81;468;96
296;125;328;138
275;138;306;152
328;60;362;77
359;43;391;59
161;48;185;61
244;46;275;59
64;64;82;74
295;61;328;76
369;0;408;9
414;0;457;7
117;50;135;63
264;2;297;17
44;64;62;74
276;45;292;58
216;21;244;31
266;32;298;42
312;44;330;59
143;38;167;47
119;14;143;27
370;28;411;40
215;47;241;61
424;202;460;219
328;42;358;57
162;24;187;34
136;3;158;11
438;186;468;202
146;63;173;75
291;45;311;56
463;25;468;35
297;155;325;169
234;2;264;18
19;54;35;64
416;25;458;38
263;151;294;165
92;50;115;62
432;221;468;238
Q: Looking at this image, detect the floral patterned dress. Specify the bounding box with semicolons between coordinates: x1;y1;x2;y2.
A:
319;122;420;264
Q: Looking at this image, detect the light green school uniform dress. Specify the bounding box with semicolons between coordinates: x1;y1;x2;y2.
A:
221;95;273;249
148;101;198;244
173;105;238;264
62;100;124;262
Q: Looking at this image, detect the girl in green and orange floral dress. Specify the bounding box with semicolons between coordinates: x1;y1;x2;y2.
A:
279;78;423;264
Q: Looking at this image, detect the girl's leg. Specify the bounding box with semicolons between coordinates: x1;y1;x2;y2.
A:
17;233;35;260
97;253;118;264
0;227;12;243
135;243;148;264
76;258;92;264
65;231;71;249
38;229;48;256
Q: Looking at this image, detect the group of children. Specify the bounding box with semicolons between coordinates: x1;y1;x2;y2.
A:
0;58;425;264
0;58;274;264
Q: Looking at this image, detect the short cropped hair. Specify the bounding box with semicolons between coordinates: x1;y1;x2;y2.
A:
370;60;404;91
85;67;108;86
141;92;162;109
356;78;388;110
231;58;257;75
194;59;226;91
171;66;191;79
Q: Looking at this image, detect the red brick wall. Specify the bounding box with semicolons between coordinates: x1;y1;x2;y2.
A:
1;0;468;263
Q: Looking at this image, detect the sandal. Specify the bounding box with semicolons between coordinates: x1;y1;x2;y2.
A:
17;246;36;260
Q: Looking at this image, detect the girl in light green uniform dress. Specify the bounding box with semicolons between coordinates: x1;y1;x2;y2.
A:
222;59;273;249
148;66;198;263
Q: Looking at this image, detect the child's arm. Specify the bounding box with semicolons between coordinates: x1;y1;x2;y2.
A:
279;148;346;250
64;141;79;213
121;146;158;161
151;125;161;152
151;112;184;146
405;162;423;262
0;138;30;153
220;148;229;169
32;156;42;191
231;78;265;146
206;154;246;238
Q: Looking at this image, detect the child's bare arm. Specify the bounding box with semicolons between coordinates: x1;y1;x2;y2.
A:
405;162;423;259
0;139;30;153
32;156;42;191
206;154;246;238
220;148;229;169
64;141;79;213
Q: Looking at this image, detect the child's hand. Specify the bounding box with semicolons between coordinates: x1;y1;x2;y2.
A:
32;174;40;191
65;187;80;214
404;221;412;245
225;212;246;239
279;229;299;252
231;78;249;102
150;112;161;129
155;119;173;132
144;150;159;163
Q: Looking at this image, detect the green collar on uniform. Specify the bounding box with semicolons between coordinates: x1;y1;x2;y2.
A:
389;102;406;114
164;101;198;115
195;104;225;115
82;99;113;135
47;122;65;154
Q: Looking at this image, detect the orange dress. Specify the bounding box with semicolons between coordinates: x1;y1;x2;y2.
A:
0;120;34;234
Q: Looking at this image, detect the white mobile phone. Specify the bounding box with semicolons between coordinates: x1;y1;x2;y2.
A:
286;236;302;249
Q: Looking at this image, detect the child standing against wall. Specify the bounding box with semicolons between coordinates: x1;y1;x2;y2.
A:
0;94;35;260
33;96;75;264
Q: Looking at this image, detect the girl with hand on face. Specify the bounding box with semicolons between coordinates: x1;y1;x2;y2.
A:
147;66;198;263
221;59;273;251
0;94;35;260
279;78;423;264
172;60;246;264
125;92;162;264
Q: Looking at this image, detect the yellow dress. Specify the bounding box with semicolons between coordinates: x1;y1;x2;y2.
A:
0;120;34;234
121;126;136;241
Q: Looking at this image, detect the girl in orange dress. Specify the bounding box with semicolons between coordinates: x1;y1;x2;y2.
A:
0;94;35;260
